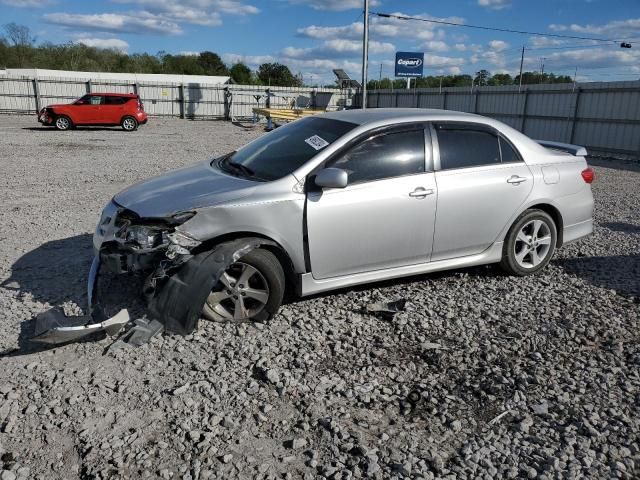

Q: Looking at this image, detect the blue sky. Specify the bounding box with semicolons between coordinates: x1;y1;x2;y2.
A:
1;0;639;83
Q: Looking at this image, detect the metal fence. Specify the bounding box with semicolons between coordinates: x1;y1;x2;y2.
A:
0;75;349;120
358;81;640;156
2;74;639;156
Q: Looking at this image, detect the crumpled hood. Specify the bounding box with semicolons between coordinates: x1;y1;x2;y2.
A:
113;160;256;218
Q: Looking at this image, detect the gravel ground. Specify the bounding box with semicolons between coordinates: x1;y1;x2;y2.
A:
0;114;638;480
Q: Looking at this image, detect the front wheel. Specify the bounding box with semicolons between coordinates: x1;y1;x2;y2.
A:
54;115;72;131
500;209;557;276
203;249;285;323
121;116;138;131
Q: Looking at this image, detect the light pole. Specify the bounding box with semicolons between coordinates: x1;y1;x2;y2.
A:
361;0;369;109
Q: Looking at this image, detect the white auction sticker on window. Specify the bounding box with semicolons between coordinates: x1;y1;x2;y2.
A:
305;135;330;150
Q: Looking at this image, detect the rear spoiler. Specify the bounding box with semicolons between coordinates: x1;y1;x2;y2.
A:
536;140;588;157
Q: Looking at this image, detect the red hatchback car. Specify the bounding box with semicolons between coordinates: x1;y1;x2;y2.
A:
38;93;148;131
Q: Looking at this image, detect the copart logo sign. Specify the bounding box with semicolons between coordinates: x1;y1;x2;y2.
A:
395;52;425;78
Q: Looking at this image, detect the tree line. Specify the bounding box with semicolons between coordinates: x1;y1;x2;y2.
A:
367;68;574;89
2;23;574;89
0;23;303;87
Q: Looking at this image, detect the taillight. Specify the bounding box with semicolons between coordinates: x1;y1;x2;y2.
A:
581;167;594;184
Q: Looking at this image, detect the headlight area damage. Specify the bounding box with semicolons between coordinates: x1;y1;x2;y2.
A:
31;202;277;347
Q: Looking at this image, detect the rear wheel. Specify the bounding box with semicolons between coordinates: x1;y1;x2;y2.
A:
500;209;557;276
54;115;71;131
121;116;138;131
202;249;285;323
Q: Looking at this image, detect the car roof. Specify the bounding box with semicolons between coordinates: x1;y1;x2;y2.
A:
321;108;481;126
90;92;138;97
316;107;556;163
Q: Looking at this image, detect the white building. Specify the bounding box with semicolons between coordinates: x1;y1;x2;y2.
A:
0;68;233;85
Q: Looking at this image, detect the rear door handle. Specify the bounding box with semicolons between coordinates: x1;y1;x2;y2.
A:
507;175;528;185
409;187;434;198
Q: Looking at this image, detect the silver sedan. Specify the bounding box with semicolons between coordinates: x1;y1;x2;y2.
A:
91;108;594;333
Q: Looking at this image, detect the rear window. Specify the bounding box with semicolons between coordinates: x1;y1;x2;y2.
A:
436;126;501;170
105;96;130;105
220;117;357;181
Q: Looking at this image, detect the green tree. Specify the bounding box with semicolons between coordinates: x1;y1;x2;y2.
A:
230;62;253;84
488;73;514;86
4;22;35;67
474;69;490;86
197;51;228;75
257;62;302;87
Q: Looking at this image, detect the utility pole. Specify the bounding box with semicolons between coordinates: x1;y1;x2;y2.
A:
361;0;370;109
518;45;525;93
540;57;546;83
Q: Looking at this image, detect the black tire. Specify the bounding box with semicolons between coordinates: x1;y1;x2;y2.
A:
500;209;557;276
202;249;285;323
54;115;72;131
121;116;138;131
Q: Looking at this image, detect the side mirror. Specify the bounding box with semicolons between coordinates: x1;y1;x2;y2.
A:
314;168;348;189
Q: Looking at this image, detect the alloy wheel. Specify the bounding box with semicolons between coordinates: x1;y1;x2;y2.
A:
204;262;270;321
123;118;136;130
514;219;553;269
55;117;69;130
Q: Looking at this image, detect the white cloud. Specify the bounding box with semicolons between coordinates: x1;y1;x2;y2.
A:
222;53;276;67
488;40;509;51
542;48;640;71
529;36;567;48
178;50;201;56
1;0;52;6
286;0;379;11
478;0;511;10
422;40;449;53
113;0;259;17
297;12;465;42
44;0;260;36
281;39;395;60
44;12;184;35
76;37;129;52
549;18;640;39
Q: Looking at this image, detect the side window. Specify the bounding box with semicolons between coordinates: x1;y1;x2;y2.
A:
436;126;501;170
105;96;128;105
328;129;425;184
499;136;522;163
89;96;104;105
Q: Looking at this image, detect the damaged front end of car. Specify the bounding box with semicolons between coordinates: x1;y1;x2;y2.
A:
32;199;278;345
33;200;203;344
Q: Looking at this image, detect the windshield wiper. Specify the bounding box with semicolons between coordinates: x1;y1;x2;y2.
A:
227;160;255;178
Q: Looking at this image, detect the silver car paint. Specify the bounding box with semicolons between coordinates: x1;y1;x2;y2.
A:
95;108;594;298
307;172;438;279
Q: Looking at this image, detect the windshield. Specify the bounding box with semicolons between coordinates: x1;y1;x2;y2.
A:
221;117;357;181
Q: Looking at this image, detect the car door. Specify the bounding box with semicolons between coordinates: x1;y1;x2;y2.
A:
73;94;103;124
102;96;127;124
431;122;533;261
306;126;438;280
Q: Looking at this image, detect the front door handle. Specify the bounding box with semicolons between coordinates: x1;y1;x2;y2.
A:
409;187;434;198
507;175;528;185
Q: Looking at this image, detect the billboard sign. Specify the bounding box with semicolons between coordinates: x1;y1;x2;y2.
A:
395;52;424;77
